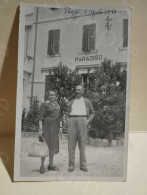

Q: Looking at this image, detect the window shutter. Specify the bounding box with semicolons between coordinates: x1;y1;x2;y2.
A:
52;29;60;55
25;25;33;57
123;19;128;47
88;23;96;51
25;27;28;56
82;25;89;52
48;30;53;55
27;26;33;57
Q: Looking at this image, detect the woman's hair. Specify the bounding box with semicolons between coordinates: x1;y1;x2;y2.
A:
44;89;57;101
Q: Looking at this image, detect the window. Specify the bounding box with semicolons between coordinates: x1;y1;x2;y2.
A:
82;23;96;52
25;25;33;57
123;19;128;47
81;73;88;89
47;29;60;55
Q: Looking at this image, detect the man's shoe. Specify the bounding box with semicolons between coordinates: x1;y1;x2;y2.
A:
80;167;88;172
68;167;74;172
48;165;60;171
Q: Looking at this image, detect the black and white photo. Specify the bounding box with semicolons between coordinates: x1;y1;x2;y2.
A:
14;3;131;181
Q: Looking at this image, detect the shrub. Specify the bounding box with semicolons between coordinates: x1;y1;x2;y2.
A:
22;96;40;132
85;59;126;140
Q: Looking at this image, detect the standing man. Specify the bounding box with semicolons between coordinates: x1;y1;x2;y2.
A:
66;85;95;172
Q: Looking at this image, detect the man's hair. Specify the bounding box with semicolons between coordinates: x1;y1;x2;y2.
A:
75;85;85;91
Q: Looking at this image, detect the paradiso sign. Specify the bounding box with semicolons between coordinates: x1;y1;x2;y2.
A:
75;54;102;62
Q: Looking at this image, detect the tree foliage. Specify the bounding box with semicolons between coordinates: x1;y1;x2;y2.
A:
22;60;127;139
45;62;82;100
86;59;127;139
22;96;40;132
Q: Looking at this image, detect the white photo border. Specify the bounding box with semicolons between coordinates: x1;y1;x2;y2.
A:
13;3;131;182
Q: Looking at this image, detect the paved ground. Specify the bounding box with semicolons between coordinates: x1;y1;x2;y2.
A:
20;137;124;179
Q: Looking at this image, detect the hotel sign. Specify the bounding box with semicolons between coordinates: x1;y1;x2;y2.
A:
75;54;102;62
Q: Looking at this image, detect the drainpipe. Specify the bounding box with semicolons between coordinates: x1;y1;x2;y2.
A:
31;7;39;103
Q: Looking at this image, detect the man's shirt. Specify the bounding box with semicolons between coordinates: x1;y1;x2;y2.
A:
70;96;87;116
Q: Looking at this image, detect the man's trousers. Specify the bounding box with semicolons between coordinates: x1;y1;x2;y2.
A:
67;116;88;169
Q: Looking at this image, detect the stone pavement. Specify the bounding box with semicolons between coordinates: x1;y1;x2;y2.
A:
20;136;124;179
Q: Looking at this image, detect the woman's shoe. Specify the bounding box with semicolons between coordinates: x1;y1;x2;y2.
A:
80;167;88;172
48;165;59;171
40;166;45;174
68;166;74;172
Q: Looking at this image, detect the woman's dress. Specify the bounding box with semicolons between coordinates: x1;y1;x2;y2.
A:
39;101;60;155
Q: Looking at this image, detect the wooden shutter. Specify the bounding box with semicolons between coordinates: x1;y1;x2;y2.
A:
27;26;33;57
48;30;53;55
25;26;28;56
25;25;33;57
123;19;128;47
52;29;60;55
88;23;96;51
82;25;89;52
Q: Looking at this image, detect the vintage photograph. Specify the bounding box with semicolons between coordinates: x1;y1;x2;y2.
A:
14;3;131;181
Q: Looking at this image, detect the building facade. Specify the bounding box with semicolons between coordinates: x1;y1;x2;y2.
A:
23;7;128;108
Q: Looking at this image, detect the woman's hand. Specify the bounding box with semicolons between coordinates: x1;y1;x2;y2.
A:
38;129;43;137
66;117;70;128
38;121;43;137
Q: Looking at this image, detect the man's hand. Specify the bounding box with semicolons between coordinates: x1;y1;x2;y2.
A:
59;127;62;139
86;119;91;128
86;118;90;125
38;129;43;137
59;127;62;135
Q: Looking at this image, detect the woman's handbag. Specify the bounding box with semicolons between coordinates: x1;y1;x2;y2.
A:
28;135;49;158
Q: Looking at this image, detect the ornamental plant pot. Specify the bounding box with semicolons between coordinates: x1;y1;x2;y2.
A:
94;138;99;147
110;140;118;147
97;138;102;147
117;138;124;146
89;138;95;146
88;137;93;145
86;137;89;145
101;139;109;147
91;138;95;146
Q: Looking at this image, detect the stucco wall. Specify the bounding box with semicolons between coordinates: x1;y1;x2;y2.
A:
24;7;129;104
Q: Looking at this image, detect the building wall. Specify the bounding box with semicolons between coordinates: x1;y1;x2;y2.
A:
24;7;129;107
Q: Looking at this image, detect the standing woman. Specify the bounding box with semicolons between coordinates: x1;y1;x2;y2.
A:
38;90;60;174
